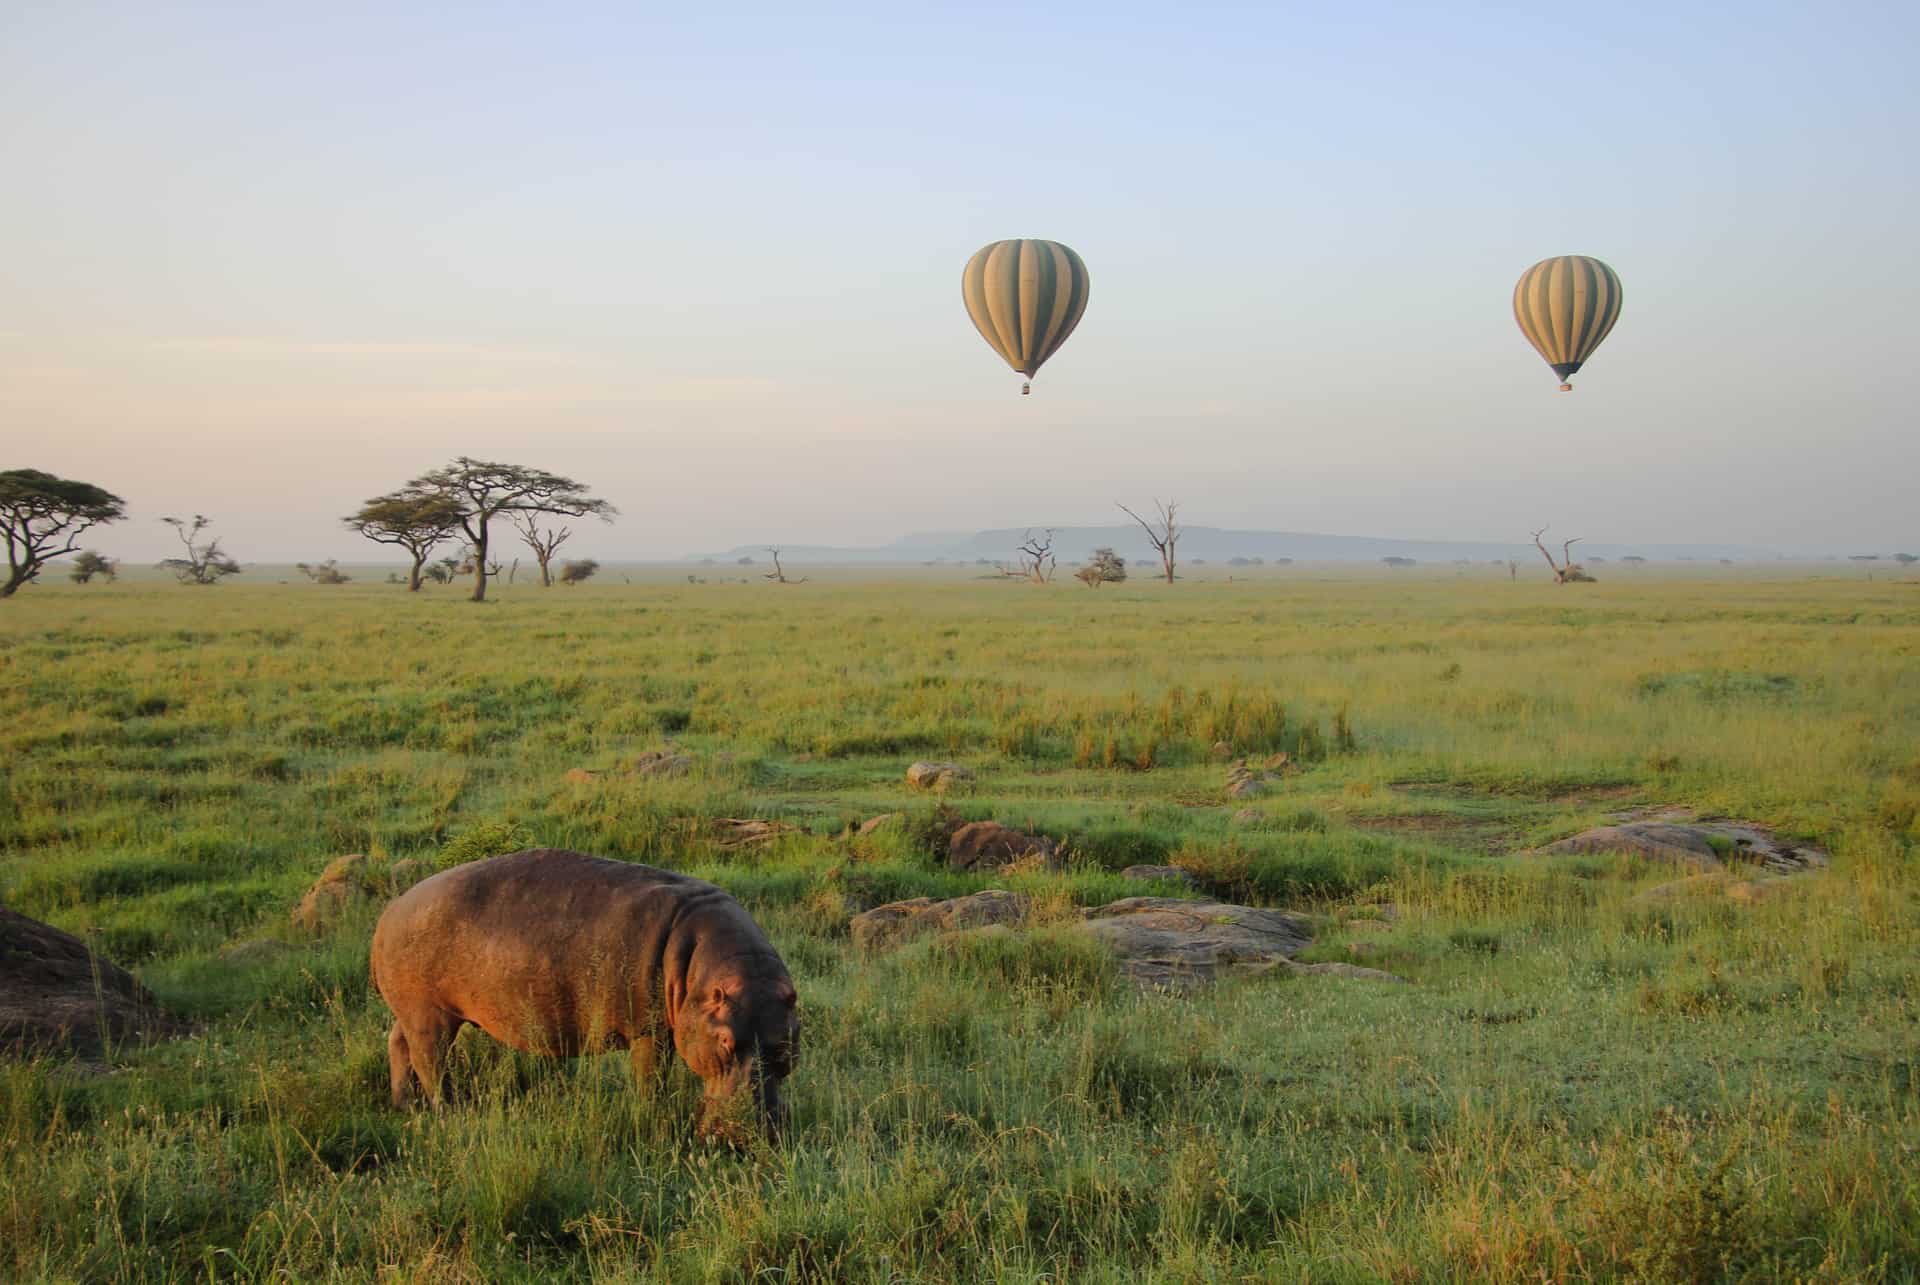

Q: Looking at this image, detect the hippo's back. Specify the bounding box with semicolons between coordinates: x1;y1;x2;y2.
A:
371;849;745;1046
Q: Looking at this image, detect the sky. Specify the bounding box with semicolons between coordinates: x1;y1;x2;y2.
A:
4;0;1916;561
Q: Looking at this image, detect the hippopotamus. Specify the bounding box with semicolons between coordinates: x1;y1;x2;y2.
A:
369;848;799;1139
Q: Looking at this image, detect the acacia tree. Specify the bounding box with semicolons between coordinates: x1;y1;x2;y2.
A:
69;551;119;584
1118;499;1180;584
407;458;616;602
159;515;242;585
511;512;572;587
1531;526;1595;584
1075;547;1127;588
295;560;351;584
0;469;127;598
346;489;466;591
1012;529;1057;583
763;547;806;584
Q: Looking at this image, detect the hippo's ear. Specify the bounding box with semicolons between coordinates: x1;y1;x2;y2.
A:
705;983;730;1013
780;982;798;1008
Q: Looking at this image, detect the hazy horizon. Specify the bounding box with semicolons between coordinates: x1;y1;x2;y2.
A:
6;2;1916;562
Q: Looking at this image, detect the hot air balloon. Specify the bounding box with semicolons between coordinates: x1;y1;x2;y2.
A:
961;239;1089;395
1513;255;1623;391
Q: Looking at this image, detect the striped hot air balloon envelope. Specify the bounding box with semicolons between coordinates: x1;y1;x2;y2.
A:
1513;255;1624;391
961;239;1090;395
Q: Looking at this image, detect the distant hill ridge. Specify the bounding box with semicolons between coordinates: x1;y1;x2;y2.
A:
691;525;1784;565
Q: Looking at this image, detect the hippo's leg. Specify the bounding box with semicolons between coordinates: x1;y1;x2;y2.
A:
400;1011;461;1108
629;1033;669;1092
387;1022;415;1108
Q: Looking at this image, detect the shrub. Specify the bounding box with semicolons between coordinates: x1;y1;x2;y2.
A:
436;818;535;868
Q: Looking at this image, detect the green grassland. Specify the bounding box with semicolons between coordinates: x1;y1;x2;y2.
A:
3;569;1918;1282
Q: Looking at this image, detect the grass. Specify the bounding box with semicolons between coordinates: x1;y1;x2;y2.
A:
2;568;1918;1281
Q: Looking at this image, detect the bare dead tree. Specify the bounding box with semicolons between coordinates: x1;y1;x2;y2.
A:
1014;529;1057;583
512;512;572;587
1118;500;1180;584
763;547;807;584
1531;526;1595;584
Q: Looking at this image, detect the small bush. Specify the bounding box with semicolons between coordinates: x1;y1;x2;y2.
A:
436;818;535;868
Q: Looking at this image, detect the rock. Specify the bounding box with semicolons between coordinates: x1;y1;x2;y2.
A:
1119;864;1199;888
1231;808;1262;825
292;854;376;933
850;890;1031;950
1210;741;1234;761
857;813;906;837
906;761;975;791
1536;823;1724;872
1072;897;1313;993
630;750;694;778
563;768;602;785
1225;759;1276;800
947;821;1057;873
1;907;186;1058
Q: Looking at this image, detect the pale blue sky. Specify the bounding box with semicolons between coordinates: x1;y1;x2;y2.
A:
4;1;1915;559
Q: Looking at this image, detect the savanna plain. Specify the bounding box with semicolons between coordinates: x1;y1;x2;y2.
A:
3;567;1918;1283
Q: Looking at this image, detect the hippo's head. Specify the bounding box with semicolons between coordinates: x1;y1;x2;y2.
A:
676;974;800;1142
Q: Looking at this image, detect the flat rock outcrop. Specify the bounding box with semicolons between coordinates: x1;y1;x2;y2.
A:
1537;817;1830;875
1;907;185;1058
850;890;1031;950
1074;897;1314;993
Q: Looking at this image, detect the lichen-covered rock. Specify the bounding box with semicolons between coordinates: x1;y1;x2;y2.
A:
1;908;186;1057
850;890;1031;950
1536;823;1723;871
1072;897;1314;993
947;822;1056;873
857;813;905;837
906;761;975;791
